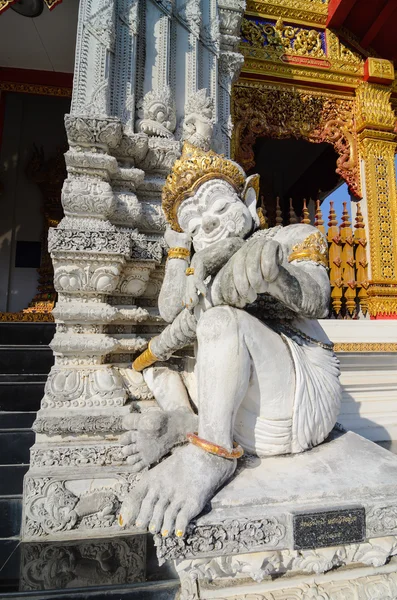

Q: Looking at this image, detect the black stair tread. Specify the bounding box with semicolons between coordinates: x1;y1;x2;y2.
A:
0;383;44;412
0;498;22;539
0;432;34;465
0;466;28;496
0;345;52;350
0;323;55;346
0;413;36;430
0;376;48;383
0;349;54;375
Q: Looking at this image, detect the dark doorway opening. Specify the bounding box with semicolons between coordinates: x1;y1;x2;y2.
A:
251;137;341;227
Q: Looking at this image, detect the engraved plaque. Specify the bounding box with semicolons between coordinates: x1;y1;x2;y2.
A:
293;507;366;550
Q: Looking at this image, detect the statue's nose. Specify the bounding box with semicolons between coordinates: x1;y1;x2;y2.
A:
202;215;220;234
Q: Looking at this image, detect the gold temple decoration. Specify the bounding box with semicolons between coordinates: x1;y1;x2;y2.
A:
340;202;356;316
288;230;328;268
162;142;246;232
241;16;325;59
301;199;310;225
232;84;360;198
356;83;396;132
245;0;328;27
364;58;395;85
355;82;397;316
232;0;397;318
327;201;343;315
0;0;62;14
334;343;397;353
314;200;325;234
0;81;72;98
354;203;369;317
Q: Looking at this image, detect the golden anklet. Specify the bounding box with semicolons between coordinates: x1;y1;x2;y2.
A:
187;433;244;460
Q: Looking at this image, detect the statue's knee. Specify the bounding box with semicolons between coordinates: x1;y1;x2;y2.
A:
197;307;236;342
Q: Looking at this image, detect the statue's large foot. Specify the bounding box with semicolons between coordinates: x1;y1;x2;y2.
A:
119;444;236;536
120;409;198;472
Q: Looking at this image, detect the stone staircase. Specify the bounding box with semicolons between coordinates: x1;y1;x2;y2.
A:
0;323;54;592
0;322;179;599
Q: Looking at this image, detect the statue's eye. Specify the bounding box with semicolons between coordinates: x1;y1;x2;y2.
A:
215;202;228;214
191;224;199;236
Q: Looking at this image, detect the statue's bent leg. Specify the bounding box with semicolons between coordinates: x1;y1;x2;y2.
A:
119;306;251;536
196;307;295;455
121;366;198;471
195;306;252;450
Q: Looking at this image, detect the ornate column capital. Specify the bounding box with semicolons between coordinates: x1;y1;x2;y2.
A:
355;82;396;133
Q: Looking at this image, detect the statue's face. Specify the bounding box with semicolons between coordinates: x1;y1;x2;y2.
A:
177;179;253;252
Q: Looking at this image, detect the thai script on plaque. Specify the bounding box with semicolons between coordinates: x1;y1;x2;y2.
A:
293;507;366;550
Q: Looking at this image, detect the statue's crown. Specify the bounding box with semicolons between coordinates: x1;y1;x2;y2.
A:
162;142;246;232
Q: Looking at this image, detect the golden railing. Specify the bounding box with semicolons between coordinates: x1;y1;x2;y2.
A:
259;197;369;319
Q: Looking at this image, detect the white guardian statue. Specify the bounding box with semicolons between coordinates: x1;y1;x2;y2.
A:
119;142;341;539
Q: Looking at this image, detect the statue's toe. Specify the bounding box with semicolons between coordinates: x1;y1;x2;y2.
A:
161;501;182;537
149;498;170;533
174;501;201;537
136;489;158;529
122;442;138;457
118;484;147;528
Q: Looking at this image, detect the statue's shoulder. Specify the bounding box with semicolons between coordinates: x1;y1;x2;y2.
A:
272;223;321;246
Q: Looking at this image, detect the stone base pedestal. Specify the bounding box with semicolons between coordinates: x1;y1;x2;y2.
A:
153;432;397;599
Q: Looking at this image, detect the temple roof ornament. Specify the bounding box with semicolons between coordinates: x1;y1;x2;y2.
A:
0;0;62;16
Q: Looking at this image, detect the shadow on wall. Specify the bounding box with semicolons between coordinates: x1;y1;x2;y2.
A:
338;390;392;446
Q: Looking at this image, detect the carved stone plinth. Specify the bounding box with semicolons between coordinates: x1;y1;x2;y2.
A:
153;432;397;599
20;535;146;591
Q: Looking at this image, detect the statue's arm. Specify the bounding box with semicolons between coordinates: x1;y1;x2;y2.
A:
158;230;191;323
211;224;330;319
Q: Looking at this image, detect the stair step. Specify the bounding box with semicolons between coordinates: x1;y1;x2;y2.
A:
0;347;54;375
0;413;36;430
0;539;20;593
0;466;28;496
0;323;55;346
0;383;44;411
0;432;34;465
1;582;180;599
0;498;22;539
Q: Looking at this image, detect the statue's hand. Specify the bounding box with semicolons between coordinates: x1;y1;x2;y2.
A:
260;238;283;283
184;253;206;309
164;227;192;251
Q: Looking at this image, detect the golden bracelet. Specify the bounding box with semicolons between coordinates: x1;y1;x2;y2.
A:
187;433;244;460
132;341;159;372
185;267;195;276
167;247;190;261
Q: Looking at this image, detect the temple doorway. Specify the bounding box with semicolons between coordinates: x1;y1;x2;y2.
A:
251;137;342;227
0;92;69;317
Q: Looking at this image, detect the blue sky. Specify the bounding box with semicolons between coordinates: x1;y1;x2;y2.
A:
321;182;351;230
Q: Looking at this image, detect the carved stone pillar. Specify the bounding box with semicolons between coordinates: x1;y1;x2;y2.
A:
356;69;397;318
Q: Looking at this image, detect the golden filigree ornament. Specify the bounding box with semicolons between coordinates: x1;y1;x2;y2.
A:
162;142;246;232
288;231;328;268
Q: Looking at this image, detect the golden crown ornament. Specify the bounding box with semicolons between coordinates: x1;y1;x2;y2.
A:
162;142;247;232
